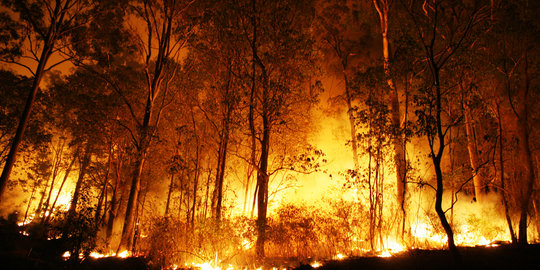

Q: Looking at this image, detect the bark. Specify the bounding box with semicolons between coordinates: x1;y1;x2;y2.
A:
515;73;534;246
344;74;359;170
106;157;122;243
0;0;71;203
118;0;176;252
191;141;200;229
41;139;65;219
463;101;485;202
255;114;270;259
96;140;113;226
373;0;407;230
432;70;461;263
67;142;92;218
214;106;231;221
117;149;145;252
497;103;517;243
164;173;174;216
42;150;78;226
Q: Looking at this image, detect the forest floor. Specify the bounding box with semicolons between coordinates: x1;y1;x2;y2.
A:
1;243;539;270
2;220;539;270
303;244;540;270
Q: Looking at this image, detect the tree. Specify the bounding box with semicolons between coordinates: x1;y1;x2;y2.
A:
372;0;408;227
0;0;92;203
115;0;198;252
403;0;488;261
244;0;317;259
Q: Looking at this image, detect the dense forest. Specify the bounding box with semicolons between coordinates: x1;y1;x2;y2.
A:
0;0;538;269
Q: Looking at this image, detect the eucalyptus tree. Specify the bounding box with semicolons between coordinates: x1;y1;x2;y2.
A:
400;0;489;261
477;0;540;245
112;0;199;252
0;0;94;203
238;0;318;259
372;0;408;222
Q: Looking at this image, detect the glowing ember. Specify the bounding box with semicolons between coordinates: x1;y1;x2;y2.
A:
117;250;131;258
378;250;392;258
310;261;322;268
335;253;346;260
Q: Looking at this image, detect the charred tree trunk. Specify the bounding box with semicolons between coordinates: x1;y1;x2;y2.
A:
214;105;231;221
463;98;485;202
255;114;270;259
118;0;176;251
41;139;65;219
67;142;92;218
96;135;114;226
0;43;53;203
106;157;122;243
191;142;200;230
431;68;461;263
0;0;73;203
165;173;174;216
373;0;407;216
118;146;146;252
344;74;359;170
496;103;517;243
515;52;534;246
43;150;78;226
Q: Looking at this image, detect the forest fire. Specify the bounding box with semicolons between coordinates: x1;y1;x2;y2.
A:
0;0;539;269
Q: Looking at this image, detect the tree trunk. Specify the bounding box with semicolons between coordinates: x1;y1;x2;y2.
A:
516;49;534;246
117;149;145;252
496;102;517;243
106;157;122;243
373;0;407;228
165;173;174;216
215;119;230;221
191;142;200;229
344;74;359;170
41;139;65;219
432;73;461;263
67;142;92;218
463;101;485;202
0;42;54;203
43;150;78;226
255;114;270;259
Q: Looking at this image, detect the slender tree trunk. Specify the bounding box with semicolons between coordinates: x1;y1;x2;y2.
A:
106;157;122;243
191;143;200;229
497;103;517;243
343;74;359;170
43;150;78;226
215;120;230;221
204;169;211;218
0;42;54;203
516;49;534;246
432;70;461;263
42;139;65;218
165;173;174;216
463;102;485;202
0;0;74;202
255;114;270;259
118;149;145;252
67;142;92;218
373;1;407;232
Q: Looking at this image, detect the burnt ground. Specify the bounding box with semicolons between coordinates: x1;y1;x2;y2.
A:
298;244;540;270
2;245;539;270
1;222;539;270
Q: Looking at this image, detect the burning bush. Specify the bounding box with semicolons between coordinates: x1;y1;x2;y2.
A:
141;215;257;269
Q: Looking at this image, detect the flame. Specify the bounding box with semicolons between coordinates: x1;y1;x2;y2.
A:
310;261;322;268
